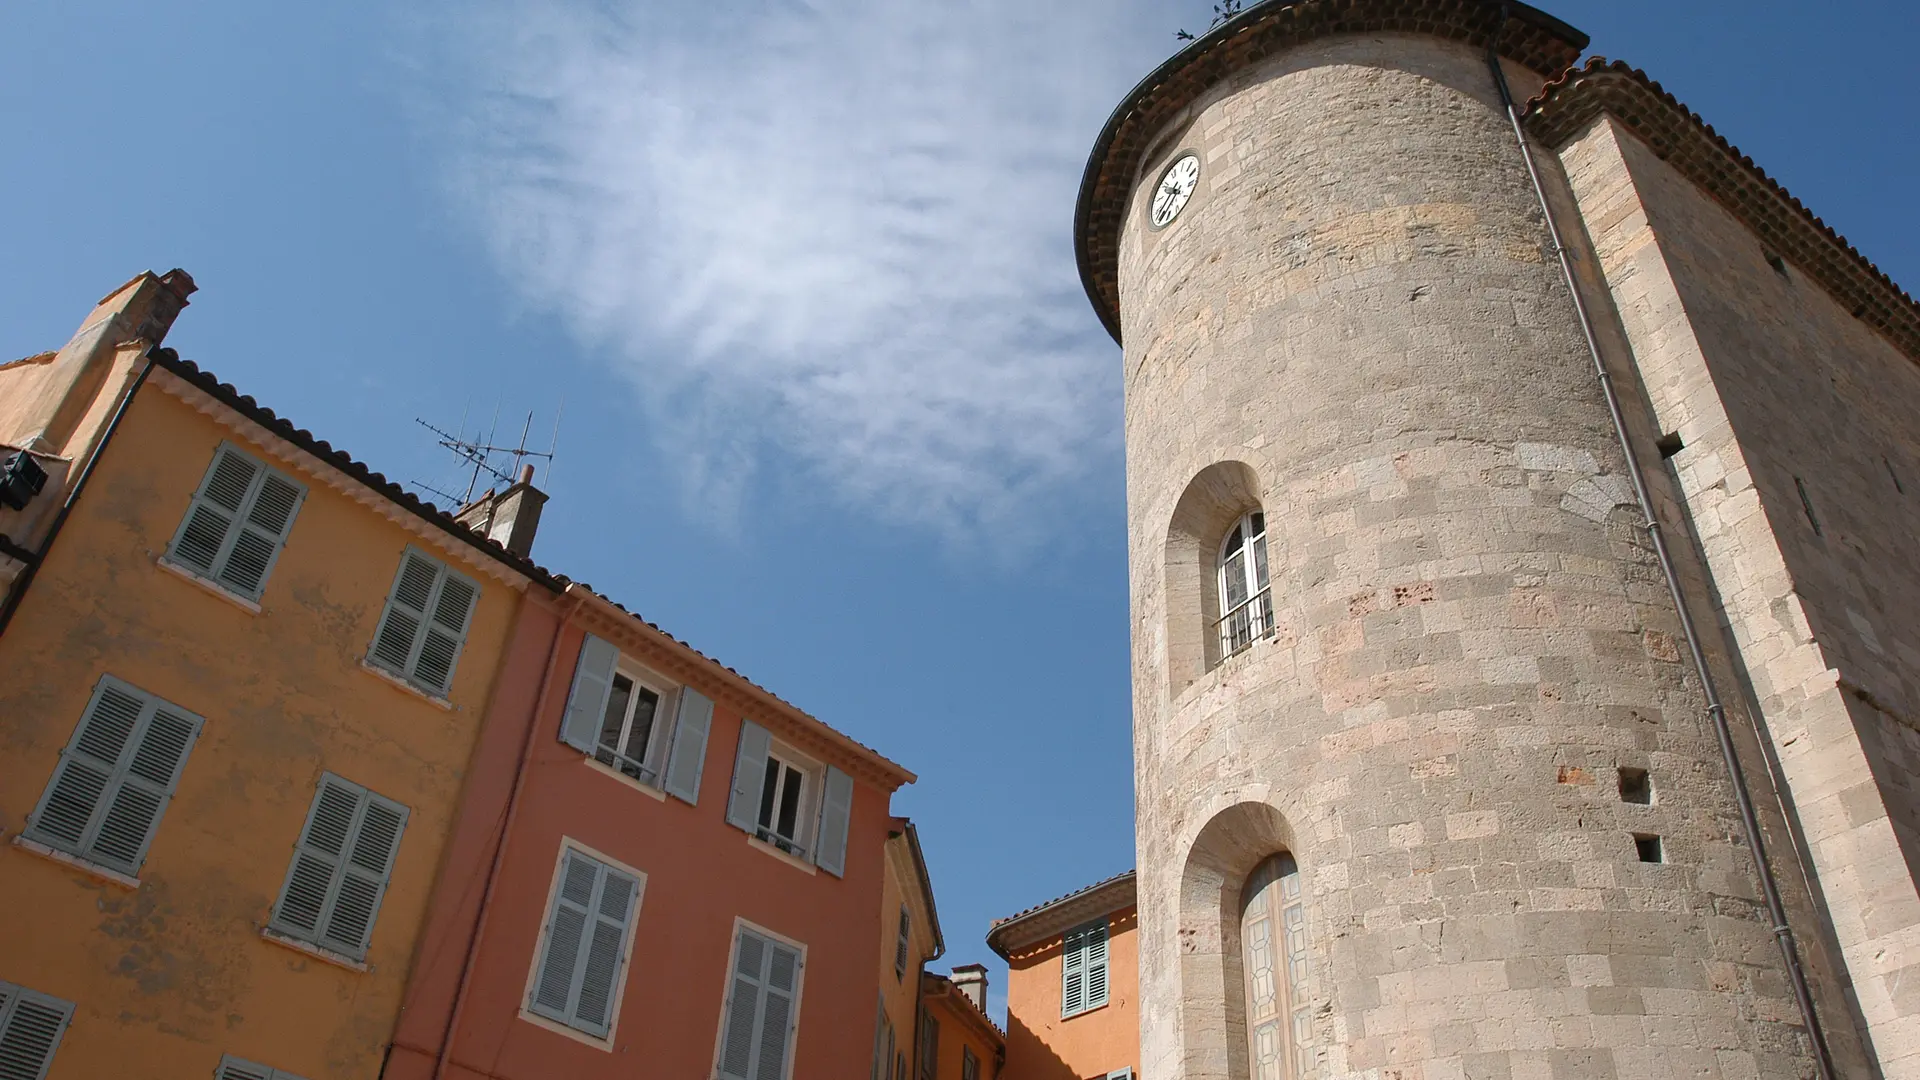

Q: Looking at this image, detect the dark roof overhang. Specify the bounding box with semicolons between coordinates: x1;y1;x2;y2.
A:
1073;0;1588;344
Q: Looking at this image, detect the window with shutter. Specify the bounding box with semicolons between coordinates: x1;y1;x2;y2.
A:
962;1046;979;1080
215;1055;310;1080
895;906;911;978
366;548;479;696
715;924;804;1080
26;676;202;877
0;980;75;1080
916;1014;938;1080
525;844;645;1041
165;444;306;600
1060;918;1110;1018
270;774;409;961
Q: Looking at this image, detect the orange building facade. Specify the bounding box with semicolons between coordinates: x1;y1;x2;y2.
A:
385;582;917;1078
920;967;1005;1080
991;872;1139;1080
0;273;551;1078
876;820;944;1080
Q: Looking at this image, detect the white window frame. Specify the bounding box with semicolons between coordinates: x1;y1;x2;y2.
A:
517;837;648;1051
711;917;808;1080
755;738;821;858
594;660;679;787
1215;509;1273;660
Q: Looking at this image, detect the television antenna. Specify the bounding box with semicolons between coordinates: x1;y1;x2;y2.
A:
408;401;561;509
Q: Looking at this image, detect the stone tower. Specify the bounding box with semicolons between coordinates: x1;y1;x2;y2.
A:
1074;1;1908;1077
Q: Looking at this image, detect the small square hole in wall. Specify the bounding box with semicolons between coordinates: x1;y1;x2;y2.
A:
1617;767;1652;804
1634;834;1664;863
1655;432;1684;460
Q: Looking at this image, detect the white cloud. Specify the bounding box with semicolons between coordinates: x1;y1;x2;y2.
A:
415;0;1173;543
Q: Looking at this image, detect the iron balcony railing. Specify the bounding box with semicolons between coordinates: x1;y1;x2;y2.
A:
1216;587;1275;660
755;825;808;859
593;743;663;789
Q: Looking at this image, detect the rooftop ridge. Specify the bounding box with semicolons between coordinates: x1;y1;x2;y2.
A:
1525;57;1920;364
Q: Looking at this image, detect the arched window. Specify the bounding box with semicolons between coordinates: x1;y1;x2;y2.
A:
1240;854;1308;1080
1217;510;1273;659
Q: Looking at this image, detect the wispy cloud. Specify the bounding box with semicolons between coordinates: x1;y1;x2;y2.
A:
413;0;1169;543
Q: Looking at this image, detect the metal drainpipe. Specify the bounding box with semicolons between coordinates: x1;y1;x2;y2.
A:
0;348;158;639
1482;11;1837;1077
430;590;582;1080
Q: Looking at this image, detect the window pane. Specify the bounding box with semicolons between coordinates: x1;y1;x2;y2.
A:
1249;511;1264;538
600;675;634;751
1223;524;1243;558
776;765;803;840
1252;532;1270;591
626;686;661;762
758;760;781;830
1224;551;1249;607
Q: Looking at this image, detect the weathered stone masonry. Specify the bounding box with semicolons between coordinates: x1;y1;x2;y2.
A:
1077;2;1920;1078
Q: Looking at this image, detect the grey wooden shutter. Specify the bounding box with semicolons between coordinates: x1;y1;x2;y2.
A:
1087;920;1110;1010
216;1056;309;1080
271;774;409;960
756;939;801;1080
560;634;619;752
167;445;305;599
413;569;478;694
167;445;260;575
894;906;911;976
871;997;888;1080
368;550;478;695
663;688;714;804
0;981;74;1080
917;1014;938;1080
529;849;640;1038
813;765;853;877
726;721;772;833
716;931;766;1080
717;928;802;1080
1061;925;1087;1017
27;676;201;876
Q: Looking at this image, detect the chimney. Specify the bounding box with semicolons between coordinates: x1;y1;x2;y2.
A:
455;463;548;557
950;964;988;1013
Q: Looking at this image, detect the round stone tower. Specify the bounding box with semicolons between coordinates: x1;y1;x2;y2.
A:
1077;2;1827;1078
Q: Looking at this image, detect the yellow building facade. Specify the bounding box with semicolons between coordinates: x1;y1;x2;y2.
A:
0;273;546;1078
875;819;942;1080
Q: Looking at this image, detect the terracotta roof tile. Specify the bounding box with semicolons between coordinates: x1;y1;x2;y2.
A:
1525;58;1920;362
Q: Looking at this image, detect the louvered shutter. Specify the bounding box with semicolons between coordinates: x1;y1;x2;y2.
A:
413;570;478;694
0;981;74;1080
27;676;201;876
916;1014;938;1080
756;940;801;1080
872;997;888;1080
271;775;409;960
529;849;641;1038
813;765;853;877
560;634;619;752
726;721;772;833
167;446;260;575
717;928;803;1080
716;931;766;1080
167;445;305;599
663;688;713;804
1061;925;1086;1017
895;906;911;976
215;1056;308;1080
1086;921;1110;1010
368;550;479;695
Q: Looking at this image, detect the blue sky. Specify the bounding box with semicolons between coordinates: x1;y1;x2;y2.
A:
6;0;1915;1019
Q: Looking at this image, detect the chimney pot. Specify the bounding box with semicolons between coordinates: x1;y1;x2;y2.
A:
519;463;535;484
949;964;989;1013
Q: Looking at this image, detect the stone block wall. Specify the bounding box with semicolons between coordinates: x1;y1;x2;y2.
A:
1116;31;1825;1080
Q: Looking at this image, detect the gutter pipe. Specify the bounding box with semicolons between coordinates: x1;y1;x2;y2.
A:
431;591;583;1080
0;347;158;639
1483;12;1837;1078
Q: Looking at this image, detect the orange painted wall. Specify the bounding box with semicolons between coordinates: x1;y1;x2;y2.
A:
875;829;940;1078
388;607;900;1078
0;383;524;1079
1003;906;1139;1080
923;982;1004;1080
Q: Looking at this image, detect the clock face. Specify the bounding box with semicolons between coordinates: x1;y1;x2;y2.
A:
1150;153;1200;229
